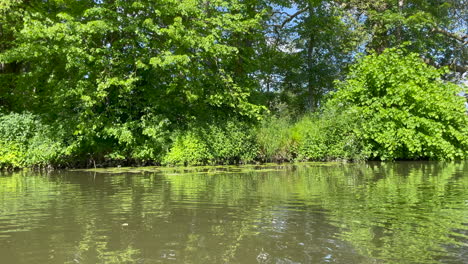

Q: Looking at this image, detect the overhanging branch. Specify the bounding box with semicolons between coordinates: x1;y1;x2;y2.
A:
273;7;308;30
423;57;467;74
432;27;468;45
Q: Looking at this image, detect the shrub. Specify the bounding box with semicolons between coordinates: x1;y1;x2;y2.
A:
0;140;26;169
24;133;64;167
164;119;257;166
328;48;468;160
291;112;367;161
163;131;212;166
101;115;172;164
291;115;327;160
256;116;295;162
206;121;257;164
0;112;64;169
0;112;39;145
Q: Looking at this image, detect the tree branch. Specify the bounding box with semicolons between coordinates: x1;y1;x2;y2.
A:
423;57;467;74
271;10;290;17
432;27;468;45
273;7;308;30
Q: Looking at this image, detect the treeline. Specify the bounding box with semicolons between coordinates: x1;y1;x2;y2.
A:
0;0;467;169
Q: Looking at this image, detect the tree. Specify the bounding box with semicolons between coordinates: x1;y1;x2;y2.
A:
341;0;467;74
328;48;468;160
0;0;266;162
256;0;365;113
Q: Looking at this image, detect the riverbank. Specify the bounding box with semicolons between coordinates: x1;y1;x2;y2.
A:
1;50;467;170
1;110;467;171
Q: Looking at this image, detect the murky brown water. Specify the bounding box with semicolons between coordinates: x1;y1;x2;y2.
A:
0;162;467;263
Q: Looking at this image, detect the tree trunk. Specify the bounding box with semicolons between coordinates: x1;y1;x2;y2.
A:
396;0;404;43
306;5;317;111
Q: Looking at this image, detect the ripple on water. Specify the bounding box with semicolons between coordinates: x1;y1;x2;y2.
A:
0;162;467;264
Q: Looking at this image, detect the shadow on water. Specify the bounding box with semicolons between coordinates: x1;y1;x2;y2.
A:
0;162;467;263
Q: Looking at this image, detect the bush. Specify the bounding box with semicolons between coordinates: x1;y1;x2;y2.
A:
101;115;172;164
328;48;468;160
163;120;257;166
164;131;213;166
206;121;257;163
291;115;326;160
292;112;368;161
0;112;39;145
256;116;295;162
0;112;64;169
24;134;64;167
0;140;26;169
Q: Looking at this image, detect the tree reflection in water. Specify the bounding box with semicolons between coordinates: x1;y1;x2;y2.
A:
0;162;466;263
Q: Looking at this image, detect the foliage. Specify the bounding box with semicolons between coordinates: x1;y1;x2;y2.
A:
0;140;26;169
256;116;295;162
0;113;64;169
0;0;266;167
291;111;368;161
347;0;467;72
329;48;468;160
164;120;258;166
257;0;466;113
164;131;213;166
0;112;40;145
0;1;466;167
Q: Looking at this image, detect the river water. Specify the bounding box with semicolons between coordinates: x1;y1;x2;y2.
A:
0;162;467;264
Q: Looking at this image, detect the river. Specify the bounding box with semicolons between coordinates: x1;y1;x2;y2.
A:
0;162;467;263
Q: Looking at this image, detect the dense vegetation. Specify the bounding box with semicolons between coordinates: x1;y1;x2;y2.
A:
1;0;467;169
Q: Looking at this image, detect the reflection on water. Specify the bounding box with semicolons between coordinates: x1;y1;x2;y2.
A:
0;162;467;263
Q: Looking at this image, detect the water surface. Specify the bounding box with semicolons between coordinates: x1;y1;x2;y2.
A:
0;162;467;263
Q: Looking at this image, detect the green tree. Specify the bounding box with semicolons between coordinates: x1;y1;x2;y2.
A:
328;47;468;160
342;0;467;73
0;0;266;163
257;0;365;113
